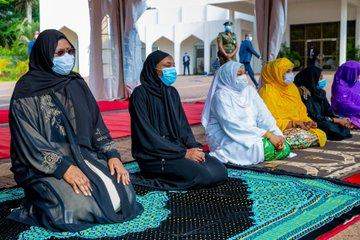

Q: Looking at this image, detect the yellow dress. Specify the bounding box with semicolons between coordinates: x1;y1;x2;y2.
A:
258;58;327;147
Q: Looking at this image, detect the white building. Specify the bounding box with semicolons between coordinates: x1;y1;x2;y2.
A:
39;0;360;96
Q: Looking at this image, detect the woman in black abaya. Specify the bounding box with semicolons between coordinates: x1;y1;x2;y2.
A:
130;50;228;190
8;29;142;232
294;66;352;141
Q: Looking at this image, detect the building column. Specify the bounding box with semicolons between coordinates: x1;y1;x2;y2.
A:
204;39;211;74
174;41;181;74
251;20;261;74
145;41;152;57
339;0;348;65
356;7;360;47
229;10;235;22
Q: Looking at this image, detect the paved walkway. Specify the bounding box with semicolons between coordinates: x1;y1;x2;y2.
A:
0;71;336;109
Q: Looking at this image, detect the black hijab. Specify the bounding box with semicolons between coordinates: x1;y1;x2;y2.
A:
295;65;324;100
12;29;81;99
10;29;100;148
140;50;182;139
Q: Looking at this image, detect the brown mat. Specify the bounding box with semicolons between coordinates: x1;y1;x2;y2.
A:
256;130;360;179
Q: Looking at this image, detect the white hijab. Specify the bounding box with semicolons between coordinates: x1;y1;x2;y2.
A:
202;61;249;129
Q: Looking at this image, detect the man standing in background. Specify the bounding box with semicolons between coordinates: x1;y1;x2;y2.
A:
27;31;39;56
183;52;190;75
217;21;238;66
239;34;261;88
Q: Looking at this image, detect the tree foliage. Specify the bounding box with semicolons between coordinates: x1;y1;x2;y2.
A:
0;0;39;81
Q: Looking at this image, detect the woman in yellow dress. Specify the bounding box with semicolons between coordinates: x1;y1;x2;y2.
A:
259;58;326;149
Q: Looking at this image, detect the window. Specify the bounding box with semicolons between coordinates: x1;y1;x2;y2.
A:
290;21;355;68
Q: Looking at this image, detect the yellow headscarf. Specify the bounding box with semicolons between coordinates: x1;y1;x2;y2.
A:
259;58;326;147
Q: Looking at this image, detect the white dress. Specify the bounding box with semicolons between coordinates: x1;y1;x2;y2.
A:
205;86;282;165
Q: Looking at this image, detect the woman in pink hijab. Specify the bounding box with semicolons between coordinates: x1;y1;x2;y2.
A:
331;60;360;129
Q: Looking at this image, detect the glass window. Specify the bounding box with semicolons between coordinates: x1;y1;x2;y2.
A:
305;24;321;39
290;40;305;57
290;25;305;40
323;40;337;56
322;22;339;38
347;21;355;37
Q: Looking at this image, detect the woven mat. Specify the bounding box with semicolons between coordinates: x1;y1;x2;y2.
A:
255;130;360;180
0;162;359;240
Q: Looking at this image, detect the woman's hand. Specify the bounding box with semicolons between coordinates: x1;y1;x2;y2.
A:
305;121;317;129
293;121;310;130
64;165;92;196
185;148;205;163
334;118;351;128
108;158;130;185
265;132;285;150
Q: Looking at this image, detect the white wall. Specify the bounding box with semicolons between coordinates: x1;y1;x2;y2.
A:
40;0;90;78
152;37;174;56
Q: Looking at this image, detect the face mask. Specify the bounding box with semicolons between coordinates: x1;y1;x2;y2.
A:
248;36;253;41
52;53;75;75
284;72;295;85
234;75;248;90
225;26;232;33
317;79;328;89
160;67;177;86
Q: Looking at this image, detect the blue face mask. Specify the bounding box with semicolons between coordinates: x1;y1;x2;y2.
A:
317;79;328;89
52;53;75;75
160;67;177;86
225;26;232;33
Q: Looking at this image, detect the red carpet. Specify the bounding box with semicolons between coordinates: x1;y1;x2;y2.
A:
97;100;129;112
343;173;360;185
0;110;9;124
0;100;129;124
0;102;204;160
317;214;360;240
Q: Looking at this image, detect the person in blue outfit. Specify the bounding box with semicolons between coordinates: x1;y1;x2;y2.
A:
183;52;190;75
239;34;261;88
27;31;39;56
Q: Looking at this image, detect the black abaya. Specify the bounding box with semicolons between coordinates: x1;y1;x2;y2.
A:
130;51;227;190
295;66;351;141
9;30;142;231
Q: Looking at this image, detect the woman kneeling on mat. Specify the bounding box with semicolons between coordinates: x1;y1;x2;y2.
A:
201;61;290;166
259;58;327;149
294;66;352;141
130;50;228;190
331;60;360;129
8;30;142;232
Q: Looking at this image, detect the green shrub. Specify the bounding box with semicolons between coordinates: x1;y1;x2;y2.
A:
278;43;302;69
0;57;28;82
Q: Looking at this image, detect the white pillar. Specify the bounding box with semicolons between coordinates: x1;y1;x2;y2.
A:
204;39;211;74
339;0;348;65
356;7;360;47
229;10;235;22
174;41;181;74
251;20;261;74
145;41;152;57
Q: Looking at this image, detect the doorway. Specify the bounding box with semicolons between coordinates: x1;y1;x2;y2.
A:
305;38;338;70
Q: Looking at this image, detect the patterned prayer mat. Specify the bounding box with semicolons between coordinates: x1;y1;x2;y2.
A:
255;130;360;180
0;163;359;240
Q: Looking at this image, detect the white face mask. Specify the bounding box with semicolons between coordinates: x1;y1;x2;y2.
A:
284;72;295;85
248;36;253;41
234;75;249;90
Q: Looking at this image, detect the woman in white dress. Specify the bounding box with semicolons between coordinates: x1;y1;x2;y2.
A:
201;61;290;165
